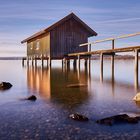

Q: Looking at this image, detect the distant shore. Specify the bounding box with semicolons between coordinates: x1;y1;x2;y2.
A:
0;55;139;60
0;57;24;60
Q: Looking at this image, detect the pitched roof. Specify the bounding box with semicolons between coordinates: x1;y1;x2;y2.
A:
21;13;97;43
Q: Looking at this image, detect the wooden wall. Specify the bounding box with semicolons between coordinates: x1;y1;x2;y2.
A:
50;18;89;59
27;33;50;58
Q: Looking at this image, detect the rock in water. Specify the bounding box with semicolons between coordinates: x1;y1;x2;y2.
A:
27;95;37;101
96;114;139;126
69;113;89;121
0;82;12;90
133;93;140;101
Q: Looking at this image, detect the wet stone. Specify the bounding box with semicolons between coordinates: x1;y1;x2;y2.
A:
26;95;37;101
96;114;140;126
69;113;89;121
0;82;12;90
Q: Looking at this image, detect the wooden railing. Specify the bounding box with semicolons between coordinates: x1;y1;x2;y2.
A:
79;32;140;51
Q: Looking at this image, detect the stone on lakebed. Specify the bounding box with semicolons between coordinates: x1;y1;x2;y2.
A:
0;82;12;90
69;113;89;121
133;93;140;102
96;114;139;126
26;95;37;101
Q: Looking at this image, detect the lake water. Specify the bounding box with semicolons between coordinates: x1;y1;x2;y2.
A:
0;59;140;140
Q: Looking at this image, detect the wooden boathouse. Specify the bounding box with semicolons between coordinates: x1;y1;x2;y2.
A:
21;13;97;65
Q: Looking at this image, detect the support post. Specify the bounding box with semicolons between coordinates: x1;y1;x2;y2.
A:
27;56;29;66
111;54;115;82
22;58;24;67
78;55;80;69
48;57;51;66
134;49;139;90
32;56;34;66
84;59;87;67
73;59;77;67
100;53;103;82
47;59;49;67
88;55;91;73
35;56;37;66
62;59;64;68
41;55;44;67
67;59;70;69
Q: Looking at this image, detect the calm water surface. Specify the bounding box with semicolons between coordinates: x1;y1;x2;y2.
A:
0;59;140;140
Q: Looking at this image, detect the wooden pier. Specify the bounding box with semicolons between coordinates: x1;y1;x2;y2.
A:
68;32;140;90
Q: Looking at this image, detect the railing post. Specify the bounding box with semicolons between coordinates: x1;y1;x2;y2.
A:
89;44;91;52
112;39;115;49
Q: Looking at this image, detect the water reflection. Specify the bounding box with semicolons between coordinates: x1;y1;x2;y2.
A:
27;66;51;99
27;65;90;108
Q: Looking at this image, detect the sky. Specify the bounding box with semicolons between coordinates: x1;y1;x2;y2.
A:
0;0;140;57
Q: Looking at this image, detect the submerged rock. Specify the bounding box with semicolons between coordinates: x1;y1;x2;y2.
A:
66;84;87;88
26;95;37;101
0;82;12;90
133;93;140;101
69;113;89;121
96;114;139;126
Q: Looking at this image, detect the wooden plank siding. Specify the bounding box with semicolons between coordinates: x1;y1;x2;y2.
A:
27;33;50;58
50;18;89;59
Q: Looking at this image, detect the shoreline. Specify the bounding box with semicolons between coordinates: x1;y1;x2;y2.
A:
0;55;139;60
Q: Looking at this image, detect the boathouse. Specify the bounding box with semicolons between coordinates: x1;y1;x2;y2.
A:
21;13;97;61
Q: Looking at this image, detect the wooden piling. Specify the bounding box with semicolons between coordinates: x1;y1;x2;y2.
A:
46;59;48;67
32;56;34;66
48;57;51;66
78;55;80;69
67;59;70;69
35;57;37;66
111;54;115;82
100;53;103;82
134;49;139;90
41;56;44;67
27;57;29;66
73;59;77;67
84;59;87;67
22;58;24;66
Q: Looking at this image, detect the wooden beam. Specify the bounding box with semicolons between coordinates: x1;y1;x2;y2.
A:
68;46;140;57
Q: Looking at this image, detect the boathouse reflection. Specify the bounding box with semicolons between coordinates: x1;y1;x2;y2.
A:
27;66;90;107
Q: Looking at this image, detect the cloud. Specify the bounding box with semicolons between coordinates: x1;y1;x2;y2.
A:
99;17;140;24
